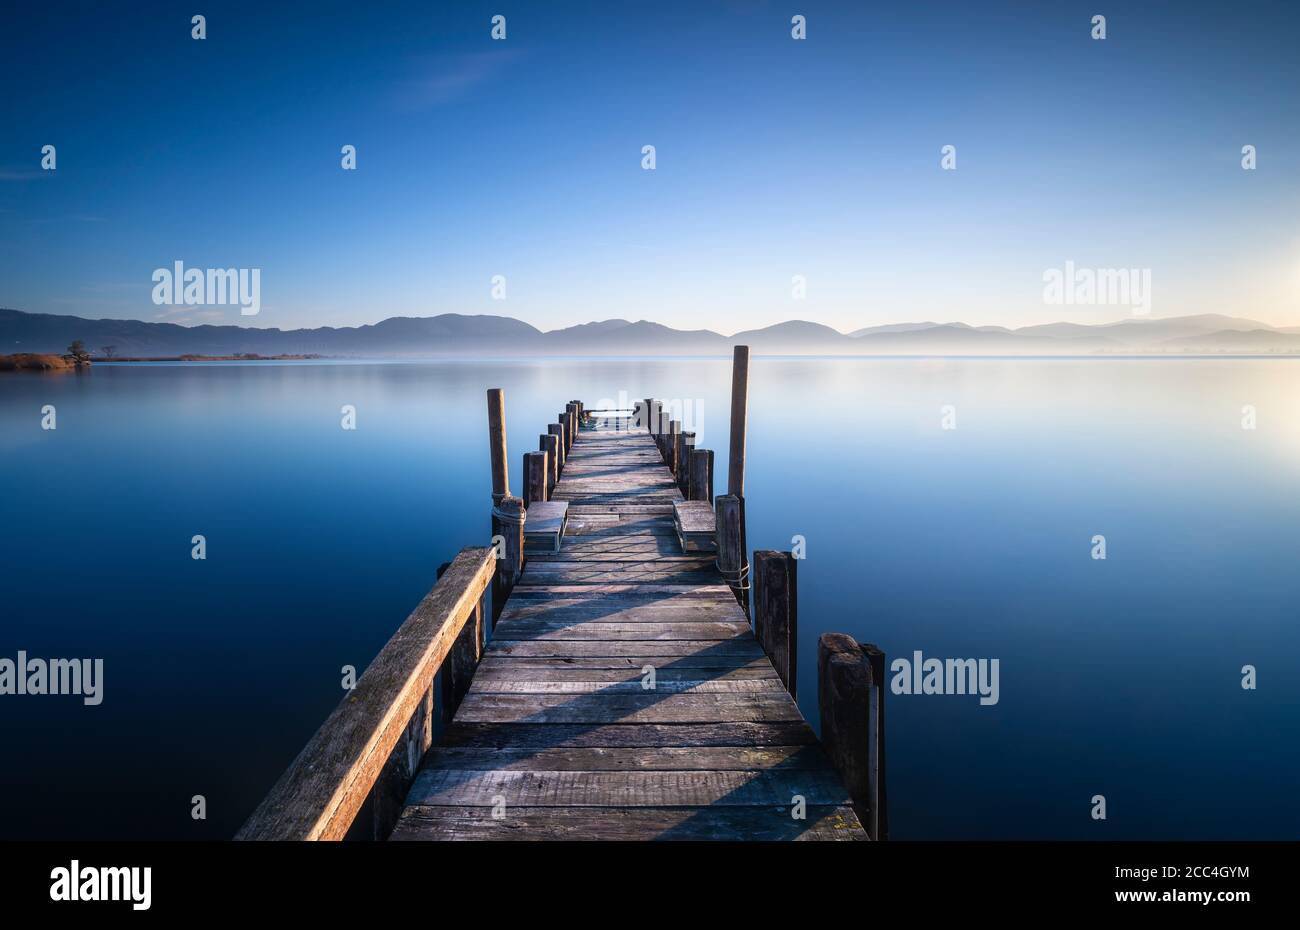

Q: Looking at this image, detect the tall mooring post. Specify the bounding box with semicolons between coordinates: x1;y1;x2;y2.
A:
487;388;524;621
716;346;750;613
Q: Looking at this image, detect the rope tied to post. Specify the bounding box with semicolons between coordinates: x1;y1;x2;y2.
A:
715;558;751;593
491;502;526;525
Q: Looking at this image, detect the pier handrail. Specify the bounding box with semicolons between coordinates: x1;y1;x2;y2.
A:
236;546;494;841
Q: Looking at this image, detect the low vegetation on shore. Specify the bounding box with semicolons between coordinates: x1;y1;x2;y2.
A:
0;353;79;371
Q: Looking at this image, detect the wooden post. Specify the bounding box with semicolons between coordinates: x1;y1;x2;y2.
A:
524;450;548;506
539;433;559;496
715;494;747;613
679;431;695;494
635;399;649;430
817;633;887;840
753;551;797;695
487;388;509;504
556;414;569;460
863;642;887;841
649;400;663;444
666;419;680;476
728;345;749;497
491;494;525;622
725;346;751;617
565;403;579;451
548;423;565;473
689;448;713;503
658;411;672;460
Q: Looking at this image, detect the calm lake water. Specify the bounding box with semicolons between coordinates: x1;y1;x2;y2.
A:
2;357;1298;839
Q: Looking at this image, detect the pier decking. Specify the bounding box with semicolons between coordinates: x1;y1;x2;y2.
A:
389;418;865;840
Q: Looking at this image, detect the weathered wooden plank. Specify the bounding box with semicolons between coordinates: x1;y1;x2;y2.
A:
472;666;779;684
441;721;818;748
516;573;723;587
505;583;735;598
484;640;763;658
468;678;785;694
390;805;865;841
419;744;825;771
454;692;803;724
405;767;849;807
474;653;771;670
490;621;752;641
497;605;748;625
521;559;716;571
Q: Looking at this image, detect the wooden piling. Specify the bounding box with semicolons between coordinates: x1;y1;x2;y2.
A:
715;494;747;613
524;450;548;507
679;430;695;494
666;419;680;477
487;388;509;504
728;345;749;497
548;423;565;473
817;633;886;840
491;494;525;622
565;403;579;452
753;550;797;696
690;448;714;503
863;643;888;841
539;433;559;496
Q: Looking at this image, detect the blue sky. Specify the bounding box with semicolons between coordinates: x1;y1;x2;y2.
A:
1;0;1298;333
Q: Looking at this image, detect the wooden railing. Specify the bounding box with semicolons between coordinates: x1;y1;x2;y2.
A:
236;546;494;841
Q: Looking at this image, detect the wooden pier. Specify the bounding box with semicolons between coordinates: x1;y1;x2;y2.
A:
238;349;885;842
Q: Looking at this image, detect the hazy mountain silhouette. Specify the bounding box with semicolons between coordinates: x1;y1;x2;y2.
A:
2;307;1297;357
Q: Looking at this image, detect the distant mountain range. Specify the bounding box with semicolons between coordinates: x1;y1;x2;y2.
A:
4;308;1300;357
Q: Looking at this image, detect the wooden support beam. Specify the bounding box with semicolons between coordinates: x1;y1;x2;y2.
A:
728;345;749;497
817;633;887;840
437;562;486;727
487;388;508;504
547;423;565;473
753;550;797;696
566;403;579;451
715;494;748;614
539;433;559;496
690;448;714;503
524;450;548;507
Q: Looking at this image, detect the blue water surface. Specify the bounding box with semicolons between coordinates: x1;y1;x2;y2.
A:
1;357;1297;839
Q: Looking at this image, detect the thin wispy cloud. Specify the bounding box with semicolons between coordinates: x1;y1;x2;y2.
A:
391;51;524;111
